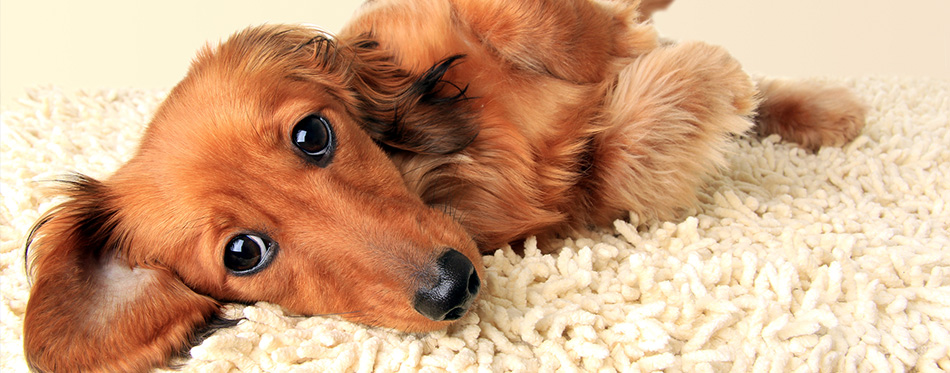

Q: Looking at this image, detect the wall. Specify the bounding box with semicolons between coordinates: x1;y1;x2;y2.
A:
2;0;948;108
652;1;950;80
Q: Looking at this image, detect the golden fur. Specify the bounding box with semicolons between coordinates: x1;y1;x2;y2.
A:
22;0;865;371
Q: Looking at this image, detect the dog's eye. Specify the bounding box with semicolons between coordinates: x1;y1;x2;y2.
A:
292;114;334;166
224;234;276;275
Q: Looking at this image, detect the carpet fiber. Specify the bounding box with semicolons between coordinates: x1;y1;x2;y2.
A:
2;76;949;372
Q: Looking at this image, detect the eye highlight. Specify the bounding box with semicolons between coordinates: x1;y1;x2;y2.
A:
224;233;277;275
292;114;335;166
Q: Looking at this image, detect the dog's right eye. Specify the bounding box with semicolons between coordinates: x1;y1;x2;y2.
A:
292;114;335;167
224;234;276;275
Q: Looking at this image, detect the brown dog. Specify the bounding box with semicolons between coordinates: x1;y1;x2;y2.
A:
22;0;865;371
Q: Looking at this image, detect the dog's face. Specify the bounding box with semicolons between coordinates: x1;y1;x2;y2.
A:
139;53;484;326
140;32;484;324
24;25;483;372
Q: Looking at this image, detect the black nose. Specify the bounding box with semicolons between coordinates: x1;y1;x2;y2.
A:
413;249;480;321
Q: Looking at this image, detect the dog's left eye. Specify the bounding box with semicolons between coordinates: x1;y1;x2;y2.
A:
224;234;276;275
292;114;334;166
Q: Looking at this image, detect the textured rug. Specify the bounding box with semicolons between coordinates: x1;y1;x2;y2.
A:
1;76;949;372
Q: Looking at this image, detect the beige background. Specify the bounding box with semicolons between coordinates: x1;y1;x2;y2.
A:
2;0;948;108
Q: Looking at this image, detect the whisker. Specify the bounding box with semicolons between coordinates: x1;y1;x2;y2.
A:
313;310;366;318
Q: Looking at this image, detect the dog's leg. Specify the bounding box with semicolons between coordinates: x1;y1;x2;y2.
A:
754;78;867;150
635;0;675;21
451;0;659;83
584;41;757;225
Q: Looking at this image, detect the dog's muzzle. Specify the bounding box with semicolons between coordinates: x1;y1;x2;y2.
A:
413;249;480;321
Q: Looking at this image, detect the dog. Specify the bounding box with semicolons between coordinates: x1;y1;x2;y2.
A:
22;0;866;371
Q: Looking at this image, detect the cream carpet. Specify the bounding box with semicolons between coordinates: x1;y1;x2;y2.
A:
2;77;949;372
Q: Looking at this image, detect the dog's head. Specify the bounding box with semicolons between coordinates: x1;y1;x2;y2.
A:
24;25;483;372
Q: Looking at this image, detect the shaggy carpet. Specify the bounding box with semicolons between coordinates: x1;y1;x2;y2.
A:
1;76;949;372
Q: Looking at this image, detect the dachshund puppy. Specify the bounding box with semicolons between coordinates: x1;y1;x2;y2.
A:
22;0;865;371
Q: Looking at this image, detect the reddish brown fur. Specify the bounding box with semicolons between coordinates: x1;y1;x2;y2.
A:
23;0;866;371
755;78;867;150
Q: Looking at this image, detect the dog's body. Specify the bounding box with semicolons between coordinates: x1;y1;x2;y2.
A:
340;0;863;249
22;0;865;371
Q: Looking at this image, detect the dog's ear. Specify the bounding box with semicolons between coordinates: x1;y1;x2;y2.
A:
348;40;478;155
23;176;221;372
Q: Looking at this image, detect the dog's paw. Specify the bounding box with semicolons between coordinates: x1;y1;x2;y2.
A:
755;79;867;150
663;41;759;118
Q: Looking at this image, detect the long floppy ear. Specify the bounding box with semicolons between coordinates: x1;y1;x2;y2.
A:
347;38;479;155
23;176;221;372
